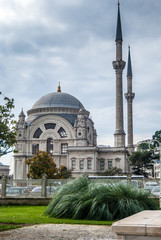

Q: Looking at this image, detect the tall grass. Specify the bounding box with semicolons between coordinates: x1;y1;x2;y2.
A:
45;176;158;221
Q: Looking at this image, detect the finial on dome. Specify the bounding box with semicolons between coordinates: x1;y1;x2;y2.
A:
57;82;61;92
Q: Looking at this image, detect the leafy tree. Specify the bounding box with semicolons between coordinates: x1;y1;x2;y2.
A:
0;92;17;157
99;167;123;176
59;165;72;179
26;151;59;179
137;142;149;151
152;130;161;143
129;151;153;177
26;151;72;179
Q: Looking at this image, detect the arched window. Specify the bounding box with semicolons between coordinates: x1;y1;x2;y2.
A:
44;123;56;130
33;128;42;139
72;160;76;169
46;138;53;154
32;144;39;154
58;127;67;138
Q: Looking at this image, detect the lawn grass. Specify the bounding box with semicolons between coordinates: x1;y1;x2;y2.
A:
0;225;23;231
0;205;114;232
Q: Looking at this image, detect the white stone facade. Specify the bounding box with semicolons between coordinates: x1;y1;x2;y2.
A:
13;91;129;179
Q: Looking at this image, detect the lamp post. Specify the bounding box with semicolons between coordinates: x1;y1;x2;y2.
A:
149;139;161;208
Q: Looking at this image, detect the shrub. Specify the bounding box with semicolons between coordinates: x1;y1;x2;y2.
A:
44;176;158;221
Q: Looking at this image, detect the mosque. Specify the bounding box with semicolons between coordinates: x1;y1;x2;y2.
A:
14;2;135;179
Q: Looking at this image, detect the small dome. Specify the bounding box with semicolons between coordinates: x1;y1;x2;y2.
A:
32;92;85;110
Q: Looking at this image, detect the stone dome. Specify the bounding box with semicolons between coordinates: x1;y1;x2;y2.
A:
32;92;85;110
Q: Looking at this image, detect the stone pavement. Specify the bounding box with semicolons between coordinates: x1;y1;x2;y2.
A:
0;224;118;240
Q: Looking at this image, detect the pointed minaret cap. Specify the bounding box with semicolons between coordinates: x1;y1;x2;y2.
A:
116;0;123;41
127;45;133;77
19;108;25;117
57;82;61;92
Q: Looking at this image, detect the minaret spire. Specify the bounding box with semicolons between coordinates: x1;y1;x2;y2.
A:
116;0;122;42
18;108;26;122
127;46;132;77
125;46;135;152
113;1;126;147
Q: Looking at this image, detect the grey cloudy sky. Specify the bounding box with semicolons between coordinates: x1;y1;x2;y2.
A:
1;0;161;171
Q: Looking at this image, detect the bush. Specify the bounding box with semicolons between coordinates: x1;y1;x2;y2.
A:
44;176;158;221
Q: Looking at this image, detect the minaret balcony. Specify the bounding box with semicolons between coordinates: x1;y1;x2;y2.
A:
125;92;135;100
113;60;126;71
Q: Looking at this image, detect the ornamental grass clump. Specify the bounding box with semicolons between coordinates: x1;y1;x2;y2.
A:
44;176;158;221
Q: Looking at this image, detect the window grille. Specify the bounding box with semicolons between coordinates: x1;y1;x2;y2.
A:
79;160;84;169
58;127;67;138
72;160;76;169
108;160;112;169
100;160;105;170
32;144;39;154
47;138;53;154
61;143;68;154
87;159;92;169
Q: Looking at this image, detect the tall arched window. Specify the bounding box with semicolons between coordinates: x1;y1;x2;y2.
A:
32;144;39;154
46;138;53;154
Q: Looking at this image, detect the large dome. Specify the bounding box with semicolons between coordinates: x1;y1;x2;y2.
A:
32;92;85;110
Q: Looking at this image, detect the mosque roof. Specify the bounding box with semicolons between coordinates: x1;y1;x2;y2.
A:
31;92;85;110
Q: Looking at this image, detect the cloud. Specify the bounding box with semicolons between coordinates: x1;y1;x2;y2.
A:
1;0;161;173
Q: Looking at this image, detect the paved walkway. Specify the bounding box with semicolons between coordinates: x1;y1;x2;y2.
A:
0;224;117;240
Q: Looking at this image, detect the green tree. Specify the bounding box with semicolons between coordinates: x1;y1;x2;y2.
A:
26;151;59;179
99;167;123;176
0;92;17;157
152;130;161;143
129;151;153;177
137;142;149;151
59;165;72;179
26;151;72;179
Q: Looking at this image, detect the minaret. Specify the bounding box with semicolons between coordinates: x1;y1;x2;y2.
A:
18;108;26;123
113;1;126;147
16;108;26;140
125;46;135;151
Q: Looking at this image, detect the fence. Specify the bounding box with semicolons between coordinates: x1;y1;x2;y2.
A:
0;175;72;198
0;175;157;199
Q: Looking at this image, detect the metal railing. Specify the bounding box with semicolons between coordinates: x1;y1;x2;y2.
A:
0;175;72;198
0;175;158;199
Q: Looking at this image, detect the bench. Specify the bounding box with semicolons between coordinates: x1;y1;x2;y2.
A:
112;210;161;240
